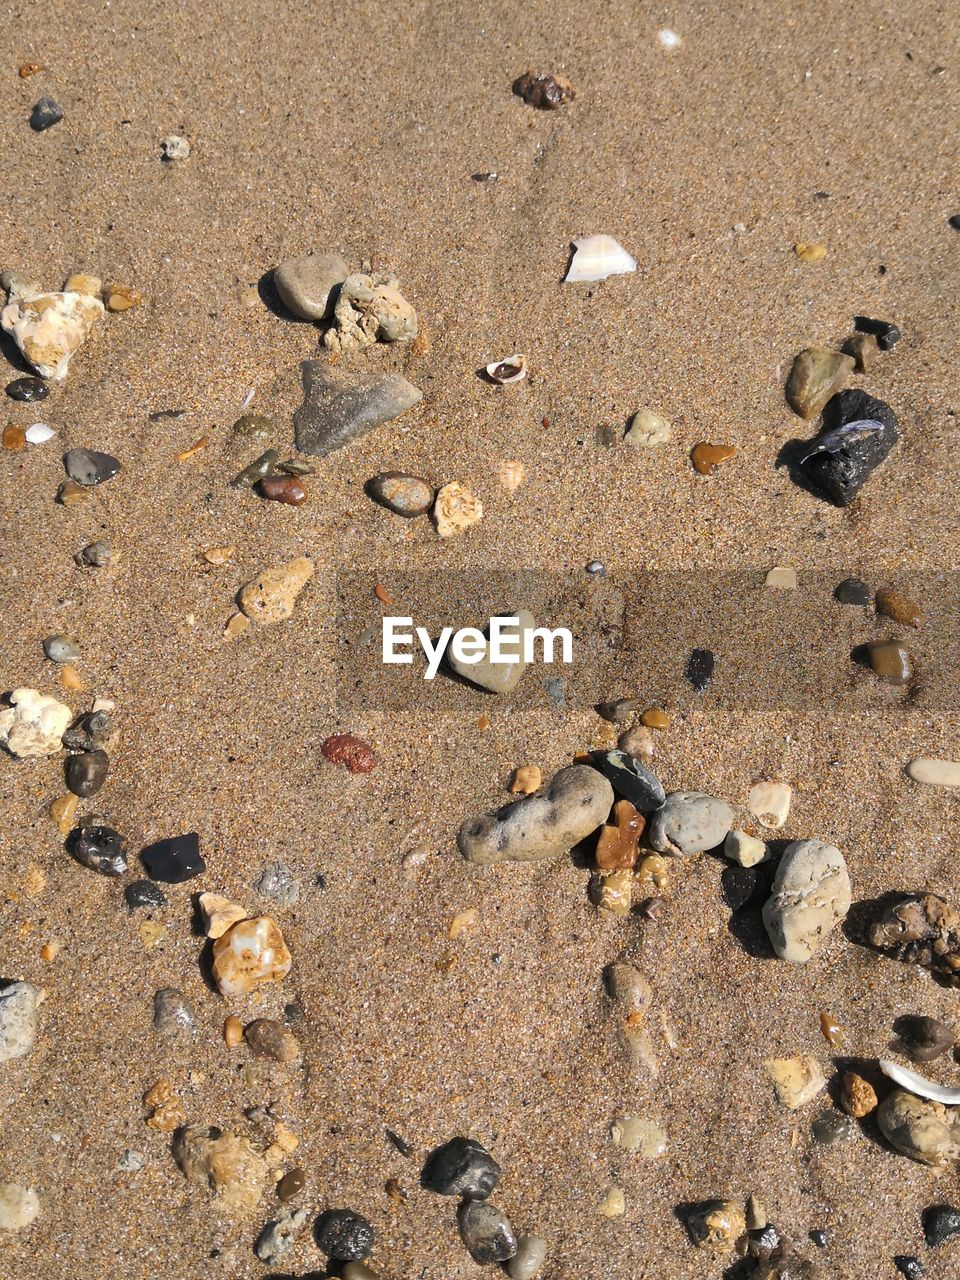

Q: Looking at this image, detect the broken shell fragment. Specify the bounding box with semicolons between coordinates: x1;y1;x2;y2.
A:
879;1059;960;1107
484;354;527;385
293;359;422;457
1;275;104;380
211;916;292;997
564;235;637;284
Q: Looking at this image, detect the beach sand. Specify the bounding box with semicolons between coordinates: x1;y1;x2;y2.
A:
2;1;960;1277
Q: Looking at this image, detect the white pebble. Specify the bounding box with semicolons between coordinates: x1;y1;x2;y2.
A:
0;1184;39;1232
748;780;791;829
906;757;960;788
24;423;55;444
658;28;682;49
765;566;797;589
724;828;769;867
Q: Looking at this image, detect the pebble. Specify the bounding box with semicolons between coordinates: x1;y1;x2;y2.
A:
229;448;278;489
5;376;48;401
368;472;434;517
618;725;655;760
160;134;190;160
448;610;534;694
422;1137;501;1198
764;1055;827;1109
907;757;960;788
507;1235;548;1280
232;412;273;438
624;410;671;448
798;387;899;505
894;1256;924;1279
685;647;714;690
125;880;168;910
0;688;72;756
513;71;575;109
923;1205;960;1247
0;981;39;1062
458;1200;517;1263
321;733;376;773
647;791;733;856
509;765;542;795
877;1090;960;1166
896;1015;954;1063
211;916;292;996
323;271;418;353
841;331;879;372
276;1167;306;1201
691;442;736;474
238;556;314;624
173;1125;268;1212
834;577;871;606
748;780;791;829
141;832;204;882
315;1209;375;1261
57;480;91;505
30;96;62;130
458;764;614;864
42;633;79;663
103;282;141;312
640;706;669;729
153;988;196;1040
63;448;120;486
244;1018;299;1063
854;314;901;351
0;1184;40;1232
812;1109;852;1145
597;750;665;812
342;1266;380;1280
256;862;300;906
65;748;109;797
2;271;104;380
810;1228;829;1247
596;697;637;723
762;839;851;962
69;823;128;876
794;242;827;262
49;792;77;835
293;359;422;456
62;709;111;751
867;640;912;684
610;1114;667;1157
585;560;605;576
593;866;633;915
2;424;25;450
869;892;960;984
840;1071;877;1118
255;1208;309;1263
723;829;769;867
274;251;349;321
595;799;645;871
76;540;111;567
433;481;483;537
258;475;307;505
876;585;923;627
785;347;854;419
686;1200;747;1252
605;961;655;1069
499;460;525;491
597;1186;626;1218
765;566;797;589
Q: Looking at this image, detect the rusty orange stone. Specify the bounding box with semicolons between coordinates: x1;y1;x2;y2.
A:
640;706;670;729
692;442;736;475
2;424;26;450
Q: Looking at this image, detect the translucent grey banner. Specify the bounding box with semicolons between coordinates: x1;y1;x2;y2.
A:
332;571;959;715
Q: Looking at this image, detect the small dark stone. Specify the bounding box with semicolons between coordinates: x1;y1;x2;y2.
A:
62;710;111;752
895;1014;954;1063
30;96;63;131
894;1257;924;1279
147;408;186;421
283;1002;304;1023
153;988;196;1040
422;1136;501;1199
229;448;279;489
276;1168;305;1201
923;1204;960;1248
685;648;715;691
276;458;316;476
63;448;121;486
386;1129;413;1158
949;215;960;232
458;1200;517;1264
75;540;111;568
809;1229;828;1248
258;474;307;505
596;750;666;812
595;698;637;724
854;314;901;351
65;748;109;797
798;388;899;506
68;823;127;876
141;832;205;882
512;72;575;110
834;577;871;606
314;1209;374;1261
125;879;168;910
811;1109;852;1145
5;376;49;402
721;864;759;911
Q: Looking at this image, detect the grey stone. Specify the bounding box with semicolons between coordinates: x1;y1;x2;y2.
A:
448;610;535;694
30;97;62;131
422;1137;501;1199
255;862;300;907
458;1200;517;1263
255;1208;309;1263
63;448;120;486
597;750;665;812
160;134;190;160
65;748;108;797
0;981;38;1062
761;839;851;963
294;360;422;457
43;634;79;663
153;988;196;1041
274;252;349;321
367;472;434;517
508;1235;548;1280
646;791;733;855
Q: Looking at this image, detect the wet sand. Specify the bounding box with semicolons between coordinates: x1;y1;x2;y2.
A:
2;2;960;1277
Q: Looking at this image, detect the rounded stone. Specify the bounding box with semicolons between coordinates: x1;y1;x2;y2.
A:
314;1208;374;1261
255;862;300;907
762;839;851;963
597;750;665;813
458;1200;517;1263
368;472;434;517
43;634;79;663
894;1256;924;1279
274;251;350;321
76;540;111;567
647;791;733;856
125;879;168;910
624;409;671;448
5;376;49;402
258;475;307;505
685;1199;747;1252
724;829;769;867
811;1109;853;1145
0;981;39;1062
277;1168;306;1202
507;1234;547;1280
141;832;204;882
877;1089;960;1166
422;1137;501;1199
63;448;120;486
68;823;127;876
65;748;109;797
895;1015;954;1063
30;97;62;131
0;1183;40;1231
233;413;273;437
153;988;196;1040
160;134;190;160
923;1204;960;1247
244;1018;299;1063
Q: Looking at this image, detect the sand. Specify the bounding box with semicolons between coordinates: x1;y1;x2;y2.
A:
2;1;960;1277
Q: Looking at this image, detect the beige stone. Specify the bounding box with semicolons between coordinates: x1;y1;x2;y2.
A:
238;557;314;624
765;1054;827;1109
199;893;248;939
211;916;292;997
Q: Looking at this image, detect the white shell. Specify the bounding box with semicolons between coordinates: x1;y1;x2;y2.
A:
879;1059;960;1105
484;354;527;384
24;423;55;444
564;235;637;283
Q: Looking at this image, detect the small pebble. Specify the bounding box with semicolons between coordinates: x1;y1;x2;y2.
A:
255;862;300;906
878;1090;957;1165
685;648;714;691
229;448;278;489
610;1114;667;1158
618;725;655;760
0;1184;40;1232
809;1228;829;1247
233;413;273;437
799;387;899;505
42;633;79;663
894;1257;925;1279
276;1168;306;1201
895;1015;954;1063
244;1018;299;1063
141;832;205;882
274;251;349;321
368;472;434;517
57;479;91;505
762;839;850;962
509;765;542;795
876;585;923;627
764;1055;827;1109
423;1137;501;1199
785;347;854;419
314;1209;375;1261
2;425;25;450
62;709;111;751
597;750;665;812
691;442;736;474
65;748;109;797
153;988;196;1040
867;640;912;684
596;697;637;724
819;1011;843;1046
321;734;375;774
211;916;292;996
686;1200;745;1252
923;1205;960;1247
69;822;127;876
258;475;307;505
125;880;168;910
854;314;901;351
841;331;879;372
723;829;768;867
794;242;827;262
459;1200;517;1262
255;1208;309;1264
433;481;483;537
640;706;669;729
30;96;62;131
238;556;313;624
647;790;733;856
812;1109;852;1145
907;757;960;788
624;410;671;448
748;779;791;829
103;282;141;312
512;71;575;109
507;1234;547;1280
765;566;797;590
5;376;49;401
834;577;871;606
223;1015;243;1047
341;1266;380;1280
24;422;55;444
840;1071;877;1118
63;448;120;486
0;981;39;1062
160;134;190;160
76;540;111;567
585;560;605;576
49;793;78;835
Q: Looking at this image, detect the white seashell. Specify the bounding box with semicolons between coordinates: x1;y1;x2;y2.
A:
240;386;256;409
484;354;527;384
564;235;637;284
1;280;104;381
879;1059;960;1106
24;423;55;444
658;29;682;49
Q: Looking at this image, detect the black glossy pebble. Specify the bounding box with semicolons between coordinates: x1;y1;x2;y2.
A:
141;832;205;882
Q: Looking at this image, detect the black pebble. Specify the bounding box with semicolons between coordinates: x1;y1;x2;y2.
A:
63;448;121;486
141;832;205;882
721;864;759;911
923;1204;960;1247
854;314;902;351
5;376;49;402
65;748;109;797
809;1229;829;1248
596;750;666;812
125;879;168;910
314;1209;374;1261
68;824;128;877
798;388;899;506
895;1014;955;1063
685;648;715;692
894;1257;924;1279
949;215;960;231
834;577;872;606
422;1136;501;1199
30;97;63;131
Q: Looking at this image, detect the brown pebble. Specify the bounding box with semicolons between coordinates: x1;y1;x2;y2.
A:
595;799;645;871
867;641;912;684
691;442;736;475
103;282;141;312
509;765;542;795
840;1071;878;1118
819;1011;843;1047
618;726;655;760
223;1015;243;1048
640;706;670;729
321;733;375;774
175;435;208;462
19;62;45;77
202;545;236;565
244;1018;300;1063
841;331;879;373
259;475;307;505
277;1167;306;1201
375;583;396;606
2;424;26;450
57;479;92;506
876;586;923;628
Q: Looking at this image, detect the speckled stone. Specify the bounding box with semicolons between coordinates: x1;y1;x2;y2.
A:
274;251;350;321
368;472;434;517
458;1200;517;1263
65;748;108;797
0;981;38;1062
647;791;733;856
314;1209;374;1261
153;988;196;1040
63;448;120;486
125;880;168;910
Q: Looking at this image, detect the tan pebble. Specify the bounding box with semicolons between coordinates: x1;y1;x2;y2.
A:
103;282;141;312
40;940;60;962
202;546;236;566
199;892;248;940
819;1011;843;1047
876;585;923;628
49;793;78;835
224;1016;244;1048
448;908;478;939
433;481;483;537
868;641;912;684
610;1114;667;1158
794;242;827;262
144;1079;172;1107
765;566;797;590
23;864;46;895
498;460;525;492
476;712;490;731
60;664;84;691
745;1194;767;1231
2;424;26;451
692;442;736;475
906;757;960;788
273;1123;299;1153
639;707;669;729
618;725;655;759
224;611;251;640
19;62;45;77
509;765;541;794
841;1071;878;1118
765;1054;827;1109
635;853;669;889
57;480;92;506
594;867;633;916
748;780;791;829
785;347;854;419
375;582;395;605
64;274;103;298
409;330;430;356
139;920;167;950
211;916;292;996
172;1125;269;1212
841;331;878;372
244;1018;300;1063
597;1186;625;1217
687;1199;746;1252
238;556;314;624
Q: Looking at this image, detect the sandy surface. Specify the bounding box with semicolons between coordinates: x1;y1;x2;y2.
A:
2;2;960;1278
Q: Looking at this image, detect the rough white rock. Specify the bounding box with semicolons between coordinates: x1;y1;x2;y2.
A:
1;276;104;380
723;829;768;867
748;780;792;829
0;1184;39;1231
0;689;71;757
762;839;851;963
0;981;39;1062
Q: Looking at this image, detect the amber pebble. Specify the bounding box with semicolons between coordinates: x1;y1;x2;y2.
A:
595;799;645;871
510;765;542;795
19;62;45;77
277;1167;306;1201
175;435;208;462
691;442;736;475
819;1011;843;1047
840;1071;877;1118
49;793;78;835
868;641;912;684
794;242;827;262
103;283;141;311
640;706;669;729
2;424;26;450
876;586;923;628
57;479;92;505
223;1015;243;1048
259;475;307;505
375;583;395;605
